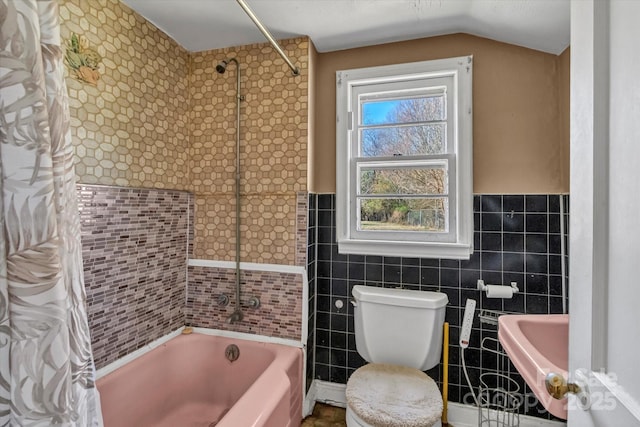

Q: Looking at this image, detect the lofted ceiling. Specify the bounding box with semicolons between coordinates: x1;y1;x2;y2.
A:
122;0;570;55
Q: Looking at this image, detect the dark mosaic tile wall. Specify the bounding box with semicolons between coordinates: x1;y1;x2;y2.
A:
78;185;189;369
308;193;569;421
185;266;303;340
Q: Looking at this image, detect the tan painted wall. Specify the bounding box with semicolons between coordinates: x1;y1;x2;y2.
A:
60;0;190;189
307;42;319;192
312;33;570;194
558;47;570;190
189;38;309;264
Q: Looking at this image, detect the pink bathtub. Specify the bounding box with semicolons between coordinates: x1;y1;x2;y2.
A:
96;332;303;427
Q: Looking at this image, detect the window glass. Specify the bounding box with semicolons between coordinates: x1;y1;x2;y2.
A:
361;95;446;126
358;198;448;232
360;124;446;156
358;166;448;196
335;56;473;258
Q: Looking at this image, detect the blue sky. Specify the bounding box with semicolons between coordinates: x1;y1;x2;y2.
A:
362;100;397;125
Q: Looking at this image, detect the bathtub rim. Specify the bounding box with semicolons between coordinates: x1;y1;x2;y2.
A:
95;327;303;380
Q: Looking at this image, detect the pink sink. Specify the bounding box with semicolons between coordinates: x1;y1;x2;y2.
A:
498;314;569;419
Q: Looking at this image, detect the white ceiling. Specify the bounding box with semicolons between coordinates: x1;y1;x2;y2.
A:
123;0;570;55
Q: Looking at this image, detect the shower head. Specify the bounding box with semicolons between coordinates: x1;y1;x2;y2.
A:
216;58;238;74
216;60;228;74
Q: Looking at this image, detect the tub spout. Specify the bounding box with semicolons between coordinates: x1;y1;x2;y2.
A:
227;309;243;324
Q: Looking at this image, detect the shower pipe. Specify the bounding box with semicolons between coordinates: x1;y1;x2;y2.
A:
216;57;245;324
235;0;300;76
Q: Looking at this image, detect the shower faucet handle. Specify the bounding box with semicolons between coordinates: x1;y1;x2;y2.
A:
246;296;260;309
217;294;230;307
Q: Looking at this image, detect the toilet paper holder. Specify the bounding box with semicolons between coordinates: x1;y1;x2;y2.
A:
477;279;519;298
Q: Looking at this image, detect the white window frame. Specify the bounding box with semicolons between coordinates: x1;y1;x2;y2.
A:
336;56;473;259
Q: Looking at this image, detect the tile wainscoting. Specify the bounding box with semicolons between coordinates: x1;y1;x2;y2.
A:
80;185;308;369
185;264;304;340
306;193;569;421
78;185;189;368
184;191;308;341
306;193;317;391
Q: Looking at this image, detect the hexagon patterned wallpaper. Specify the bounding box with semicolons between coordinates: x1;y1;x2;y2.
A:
60;0;310;265
190;39;309;264
60;0;190;190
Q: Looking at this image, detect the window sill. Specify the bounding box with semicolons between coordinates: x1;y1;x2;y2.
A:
337;238;473;260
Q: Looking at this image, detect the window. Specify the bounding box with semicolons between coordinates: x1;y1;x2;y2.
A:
336;56;473;259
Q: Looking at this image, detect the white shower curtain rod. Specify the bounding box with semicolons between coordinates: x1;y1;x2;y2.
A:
235;0;300;76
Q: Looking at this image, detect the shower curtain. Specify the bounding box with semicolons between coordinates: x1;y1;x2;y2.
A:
0;1;103;425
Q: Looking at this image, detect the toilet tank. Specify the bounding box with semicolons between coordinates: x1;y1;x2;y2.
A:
352;285;448;371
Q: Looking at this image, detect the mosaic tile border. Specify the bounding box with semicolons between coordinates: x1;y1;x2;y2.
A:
78;184;189;368
296;191;308;266
186;265;303;341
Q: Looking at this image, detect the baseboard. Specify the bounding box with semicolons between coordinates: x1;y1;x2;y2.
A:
304;380;347;418
445;401;566;427
311;380;347;408
308;380;566;427
303;381;317;417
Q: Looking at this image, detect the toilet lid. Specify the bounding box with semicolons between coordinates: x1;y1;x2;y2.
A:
346;363;443;427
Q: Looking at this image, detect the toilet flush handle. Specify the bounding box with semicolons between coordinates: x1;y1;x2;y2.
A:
350;300;358;307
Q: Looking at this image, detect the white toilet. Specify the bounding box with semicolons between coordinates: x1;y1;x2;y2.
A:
345;285;448;427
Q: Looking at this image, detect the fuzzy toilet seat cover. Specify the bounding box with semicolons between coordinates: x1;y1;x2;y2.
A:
346;363;443;427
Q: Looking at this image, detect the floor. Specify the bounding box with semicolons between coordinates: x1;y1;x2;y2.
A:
301;403;461;427
301;401;571;427
301;403;347;427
